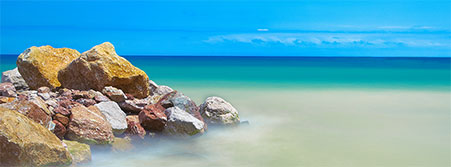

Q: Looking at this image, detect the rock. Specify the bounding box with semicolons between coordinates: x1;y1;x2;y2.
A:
53;120;67;139
38;92;51;100
139;104;167;132
148;80;159;95
94;94;110;102
16;45;80;89
1;68;29;90
28;95;52;115
94;101;127;135
0;99;52;129
0;96;15;104
200;96;240;125
102;86;126;102
53;113;70;126
111;137;133;152
37;86;51;93
58;42;150;98
65;105;114;145
0;82;16;97
0;107;72;166
163;107;205;136
119;98;148;114
72;90;93;99
45;98;58;108
154;85;173;96
125;115;146;139
158;91;207;130
76;98;97;107
63;140;92;164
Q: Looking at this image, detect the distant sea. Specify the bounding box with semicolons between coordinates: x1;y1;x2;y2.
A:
1;55;450;167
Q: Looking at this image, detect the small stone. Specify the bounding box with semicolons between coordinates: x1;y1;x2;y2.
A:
75;98;97;107
53;113;70;126
53;120;66;139
94;95;110;102
38;92;51;100
125;115;146;139
102;86;127;102
94;101;127;135
138;104;167;132
119;99;147;114
37;86;51;93
0;82;16;97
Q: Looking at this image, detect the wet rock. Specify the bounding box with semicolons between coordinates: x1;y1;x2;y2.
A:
58;42;150;98
102;86;126;102
65;105;114;145
94;101;127;135
0;82;16;97
16;45;80;89
0;108;72;166
163;107;205;136
53;120;67;139
139;104;167;132
200;96;240;125
1;68;29;90
125;115;146;139
0;99;52;129
76;98;97;107
63;140;92;164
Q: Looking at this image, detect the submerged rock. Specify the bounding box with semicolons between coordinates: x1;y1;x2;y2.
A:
200;96;240;126
95;101;127;135
63;140;92;164
58;42;150;98
66;105;114;145
16;45;80;89
0;107;72;166
139;104;167;132
111;137;133;152
163;107;205;136
1;68;29;90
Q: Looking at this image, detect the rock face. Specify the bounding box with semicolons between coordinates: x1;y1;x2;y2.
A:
0;107;72;166
94;101;127;135
200;96;240;125
63;140;92;164
139;104;167;132
58;42;150;98
1;68;29;90
66;105;114;145
163;107;205;136
16;45;80;89
125;115;146;139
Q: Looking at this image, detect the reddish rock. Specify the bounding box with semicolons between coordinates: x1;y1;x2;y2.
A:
53;120;66;140
0;82;17;97
75;98;97;107
125;115;146;139
53;106;71;116
58;99;79;109
73;90;94;100
37;86;50;93
94;95;110;103
119;99;148;114
102;86;126;102
65;105;114;145
53;113;70;127
138;104;167;132
0;99;52;129
125;94;134;100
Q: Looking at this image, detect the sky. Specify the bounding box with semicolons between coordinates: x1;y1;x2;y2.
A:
1;0;450;57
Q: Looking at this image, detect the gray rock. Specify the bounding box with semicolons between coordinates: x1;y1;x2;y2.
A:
102;86;126;102
163;107;204;136
1;68;29;90
155;85;173;96
200;96;240;125
38;92;51;101
94;101;127;135
118;99;148;114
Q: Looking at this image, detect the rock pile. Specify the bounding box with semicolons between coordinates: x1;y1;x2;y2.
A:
0;42;243;166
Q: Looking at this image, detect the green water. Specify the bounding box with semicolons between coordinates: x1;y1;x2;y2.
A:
0;55;450;166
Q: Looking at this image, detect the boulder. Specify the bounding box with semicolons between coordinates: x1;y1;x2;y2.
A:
63;140;92;164
94;101;127;135
139;104;167;132
65;105;114;145
0;99;52;129
0;82;16;97
1;68;29;90
16;45;80;89
163;107;205;136
199;96;240;125
0;107;72;166
125;115;146;139
58;42;150;98
102;86;126;102
158;91;206;130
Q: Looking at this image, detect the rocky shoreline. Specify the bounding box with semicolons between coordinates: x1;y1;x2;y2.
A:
0;42;242;166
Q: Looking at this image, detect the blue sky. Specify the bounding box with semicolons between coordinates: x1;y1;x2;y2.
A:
1;0;450;57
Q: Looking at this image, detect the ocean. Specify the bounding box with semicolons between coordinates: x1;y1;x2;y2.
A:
1;55;450;167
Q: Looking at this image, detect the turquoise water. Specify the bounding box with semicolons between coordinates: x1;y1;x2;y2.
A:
1;55;450;167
